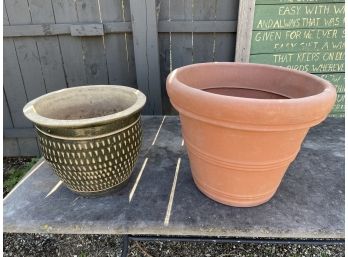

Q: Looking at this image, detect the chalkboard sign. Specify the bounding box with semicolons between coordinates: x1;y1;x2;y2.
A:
236;0;344;117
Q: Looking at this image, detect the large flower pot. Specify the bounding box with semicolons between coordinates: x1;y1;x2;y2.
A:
23;85;146;196
167;62;336;207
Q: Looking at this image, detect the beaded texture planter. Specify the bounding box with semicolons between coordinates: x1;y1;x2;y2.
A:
167;62;336;207
23;85;146;196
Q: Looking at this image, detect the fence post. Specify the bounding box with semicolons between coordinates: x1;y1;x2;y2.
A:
130;0;163;114
235;0;256;62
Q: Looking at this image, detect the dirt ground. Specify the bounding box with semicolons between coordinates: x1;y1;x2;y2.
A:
3;157;345;257
3;233;345;257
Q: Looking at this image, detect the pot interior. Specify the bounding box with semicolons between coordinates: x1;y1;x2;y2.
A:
203;87;289;99
32;87;138;120
176;64;328;99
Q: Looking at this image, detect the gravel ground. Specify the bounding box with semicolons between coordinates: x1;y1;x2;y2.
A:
3;157;33;177
3;233;344;257
3;157;345;256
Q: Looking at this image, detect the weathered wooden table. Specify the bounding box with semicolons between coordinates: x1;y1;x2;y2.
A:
4;116;344;256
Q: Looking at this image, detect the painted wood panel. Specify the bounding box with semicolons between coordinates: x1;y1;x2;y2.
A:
253;3;344;30
249;0;345;117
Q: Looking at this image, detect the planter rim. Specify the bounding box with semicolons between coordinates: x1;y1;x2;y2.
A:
23;85;146;128
167;62;337;130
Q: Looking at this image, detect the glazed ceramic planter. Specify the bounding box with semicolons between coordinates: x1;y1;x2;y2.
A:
23;85;146;195
167;62;336;207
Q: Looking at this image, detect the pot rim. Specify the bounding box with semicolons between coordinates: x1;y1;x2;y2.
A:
168;62;335;103
167;62;337;130
23;85;146;128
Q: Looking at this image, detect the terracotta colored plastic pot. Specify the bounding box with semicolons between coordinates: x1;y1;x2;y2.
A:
23;85;146;196
167;62;336;207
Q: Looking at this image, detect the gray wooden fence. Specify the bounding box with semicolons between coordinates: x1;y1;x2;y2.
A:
3;0;239;156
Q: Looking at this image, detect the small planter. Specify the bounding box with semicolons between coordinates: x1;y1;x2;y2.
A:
24;85;146;196
167;62;336;207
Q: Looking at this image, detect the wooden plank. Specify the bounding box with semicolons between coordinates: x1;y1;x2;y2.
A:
4;24;69;37
214;0;238;62
29;0;67;93
3;90;13;128
158;0;191;114
14;38;47;100
158;33;172;114
257;0;345;4
130;0;162;114
104;22;133;33
75;0;109;84
3;0;9;25
164;0;193;69
215;33;236;61
5;0;41;156
4;21;238;37
158;20;237;32
52;0;87;87
4;139;21;157
251;28;345;54
70;24;104;36
250;51;344;73
253;3;345;30
215;0;239;20
3;90;20;157
192;0;215;63
35;37;68;92
99;0;137;86
4;128;37;138
235;0;256;62
317;73;344;93
3;39;31;128
4;0;31;25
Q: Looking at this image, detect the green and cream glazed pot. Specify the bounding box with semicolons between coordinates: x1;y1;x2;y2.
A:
23;85;146;196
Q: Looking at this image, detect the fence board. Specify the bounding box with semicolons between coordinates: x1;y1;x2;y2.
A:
5;0;40;156
192;0;215;62
100;0;137;86
3;38;39;156
3;90;20;156
3;90;13;128
14;38;47;100
214;0;238;61
216;0;239;20
3;0;9;25
75;0;109;84
29;0;67;93
214;33;235;61
3;39;30;128
130;0;162;114
170;0;194;69
52;0;87;87
4;0;31;25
